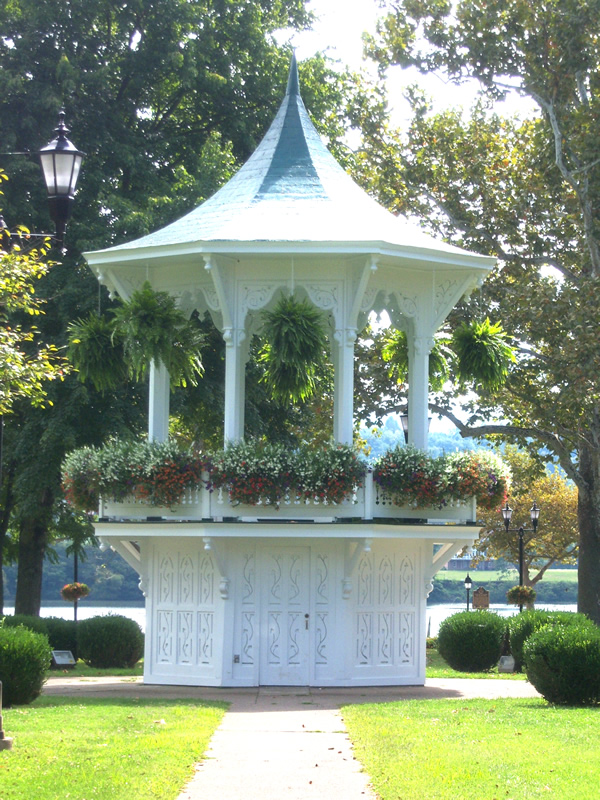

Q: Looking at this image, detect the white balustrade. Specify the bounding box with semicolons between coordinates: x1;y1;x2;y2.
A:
99;471;477;524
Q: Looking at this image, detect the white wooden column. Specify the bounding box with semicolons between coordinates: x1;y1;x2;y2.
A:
223;327;246;443
148;361;170;442
407;333;433;450
333;327;356;445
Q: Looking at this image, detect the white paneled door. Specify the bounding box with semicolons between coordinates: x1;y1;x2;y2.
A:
260;546;311;685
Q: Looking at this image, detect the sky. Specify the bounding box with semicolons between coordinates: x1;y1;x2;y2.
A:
285;0;533;125
285;1;483;434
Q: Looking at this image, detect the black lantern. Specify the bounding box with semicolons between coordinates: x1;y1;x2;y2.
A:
38;109;85;248
501;501;513;531
500;501;541;612
464;573;472;611
399;413;409;444
399;410;431;445
530;501;540;531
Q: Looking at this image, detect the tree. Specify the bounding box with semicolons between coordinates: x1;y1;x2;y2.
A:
0;224;71;614
474;447;578;587
0;242;68;415
359;0;600;623
0;0;373;613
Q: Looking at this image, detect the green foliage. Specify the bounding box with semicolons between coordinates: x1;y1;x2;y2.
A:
67;312;127;392
258;296;328;403
210;439;365;507
0;623;52;705
373;445;510;509
452;318;515;391
508;609;593;672
443;449;510;510
111;282;204;387
76;615;144;669
381;328;452;390
524;621;600;705
0;614;49;635
428;573;578;607
373;445;444;507
62;439;207;511
474;447;578;583
437;610;507;671
0;0;372;617
43;617;78;657
0;614;78;657
0;243;70;414
362;0;600;623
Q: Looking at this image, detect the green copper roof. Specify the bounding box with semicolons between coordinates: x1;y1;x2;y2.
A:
88;55;484;260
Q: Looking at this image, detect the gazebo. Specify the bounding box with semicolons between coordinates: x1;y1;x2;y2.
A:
84;55;495;687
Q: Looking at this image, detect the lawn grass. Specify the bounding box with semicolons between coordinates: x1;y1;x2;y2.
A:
343;697;600;800
438;568;578;583
49;659;144;678
426;648;526;680
0;696;227;800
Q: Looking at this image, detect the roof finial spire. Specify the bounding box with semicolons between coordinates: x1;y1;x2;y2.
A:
286;50;300;97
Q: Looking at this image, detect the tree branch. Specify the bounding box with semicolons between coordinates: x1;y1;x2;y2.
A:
428;402;584;489
417;188;580;284
527;89;600;276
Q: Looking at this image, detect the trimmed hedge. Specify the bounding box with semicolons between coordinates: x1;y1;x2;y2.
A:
77;615;144;668
1;614;49;636
1;615;78;659
509;610;594;672
0;624;52;706
44;617;78;658
524;621;600;705
438;610;507;672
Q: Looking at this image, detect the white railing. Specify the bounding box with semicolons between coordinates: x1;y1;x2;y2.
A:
99;472;477;524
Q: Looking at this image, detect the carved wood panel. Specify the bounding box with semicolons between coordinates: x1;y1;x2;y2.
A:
153;545;216;670
352;545;418;670
260;547;310;684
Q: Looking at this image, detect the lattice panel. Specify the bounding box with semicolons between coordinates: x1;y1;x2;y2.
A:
353;546;418;669
154;546;216;668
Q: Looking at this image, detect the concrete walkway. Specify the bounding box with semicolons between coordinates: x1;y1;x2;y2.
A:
43;677;540;799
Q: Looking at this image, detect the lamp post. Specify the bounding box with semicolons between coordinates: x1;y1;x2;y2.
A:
464;573;472;611
501;501;540;612
0;108;84;252
399;410;431;445
38;109;85;250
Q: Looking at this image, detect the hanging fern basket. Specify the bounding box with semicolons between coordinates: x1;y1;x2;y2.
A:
259;295;328;403
452;318;515;390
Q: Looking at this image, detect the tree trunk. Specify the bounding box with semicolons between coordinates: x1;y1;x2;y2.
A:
0;466;16;616
577;445;600;626
14;513;49;617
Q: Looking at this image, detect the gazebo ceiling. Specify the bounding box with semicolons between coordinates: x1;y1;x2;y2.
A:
85;54;495;275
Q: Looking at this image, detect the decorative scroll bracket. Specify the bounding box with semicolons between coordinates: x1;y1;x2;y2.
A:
343;538;372;599
203;537;230;599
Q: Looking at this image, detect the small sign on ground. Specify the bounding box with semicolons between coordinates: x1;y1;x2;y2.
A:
51;650;76;668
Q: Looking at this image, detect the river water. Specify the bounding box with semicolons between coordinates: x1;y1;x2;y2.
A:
3;602;578;638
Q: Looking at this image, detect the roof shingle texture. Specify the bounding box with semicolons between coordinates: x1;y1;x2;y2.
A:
101;56;469;257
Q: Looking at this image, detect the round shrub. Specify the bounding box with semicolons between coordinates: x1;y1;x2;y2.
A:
77;615;144;668
524;621;600;705
0;624;52;706
1;614;49;637
509;610;594;672
437;610;507;671
44;617;78;658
